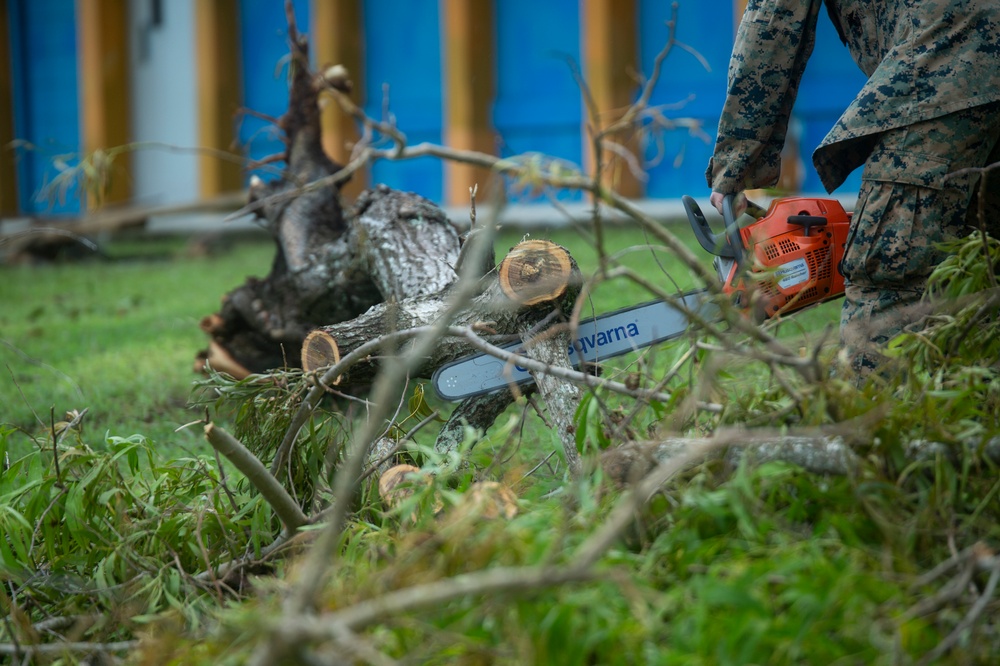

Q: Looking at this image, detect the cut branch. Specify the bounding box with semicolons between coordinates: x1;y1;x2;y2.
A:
499;240;574;306
0;641;138;657
599;432;1000;487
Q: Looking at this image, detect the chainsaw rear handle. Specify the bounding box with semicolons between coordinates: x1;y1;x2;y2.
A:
720;195;747;272
684;195;831;265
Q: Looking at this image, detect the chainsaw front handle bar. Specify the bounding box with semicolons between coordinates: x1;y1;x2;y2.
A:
683;195;735;259
682;194;748;270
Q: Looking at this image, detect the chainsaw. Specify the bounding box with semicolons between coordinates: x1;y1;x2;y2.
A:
432;195;852;401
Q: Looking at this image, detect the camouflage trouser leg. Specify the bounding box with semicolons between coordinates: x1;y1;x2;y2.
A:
839;102;1000;376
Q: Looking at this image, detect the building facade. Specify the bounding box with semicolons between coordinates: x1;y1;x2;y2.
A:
0;0;865;217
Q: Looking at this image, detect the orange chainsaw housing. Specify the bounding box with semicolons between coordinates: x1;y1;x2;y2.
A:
721;197;852;319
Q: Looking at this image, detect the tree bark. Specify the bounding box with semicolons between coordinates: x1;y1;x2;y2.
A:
299;240;580;387
599;434;1000;485
300;281;519;384
518;323;583;476
300;240;584;463
435;389;516;456
354;184;462;300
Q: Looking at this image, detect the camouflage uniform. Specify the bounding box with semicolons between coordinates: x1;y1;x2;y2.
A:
707;0;1000;374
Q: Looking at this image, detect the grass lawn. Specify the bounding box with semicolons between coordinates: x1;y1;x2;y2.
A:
1;220;842;455
1;233;274;449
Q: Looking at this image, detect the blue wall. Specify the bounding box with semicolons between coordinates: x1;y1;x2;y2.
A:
7;0;81;215
238;0;311;183
494;0;582;202
362;0;443;201
638;0;731;200
210;1;870;202
5;1;868;217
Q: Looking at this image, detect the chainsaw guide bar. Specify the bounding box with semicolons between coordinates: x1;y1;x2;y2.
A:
432;291;716;401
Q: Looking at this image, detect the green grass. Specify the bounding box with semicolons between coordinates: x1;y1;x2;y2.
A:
1;234;275;448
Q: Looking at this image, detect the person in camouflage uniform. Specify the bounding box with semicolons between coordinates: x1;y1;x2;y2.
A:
706;0;1000;376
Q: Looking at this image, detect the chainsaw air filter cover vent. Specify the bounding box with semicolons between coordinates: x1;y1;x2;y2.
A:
806;245;833;282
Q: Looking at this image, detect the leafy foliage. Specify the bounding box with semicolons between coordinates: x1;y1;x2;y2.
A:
0;425;267;648
192;368;349;513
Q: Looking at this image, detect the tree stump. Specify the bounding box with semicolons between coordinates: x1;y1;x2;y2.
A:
194;7;463;378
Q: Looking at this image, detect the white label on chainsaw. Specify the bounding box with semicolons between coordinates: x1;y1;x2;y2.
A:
775;258;809;290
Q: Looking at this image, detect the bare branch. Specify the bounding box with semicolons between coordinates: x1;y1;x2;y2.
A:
575;438;725;569
916;559;1000;666
273;566;597;641
204;423;308;535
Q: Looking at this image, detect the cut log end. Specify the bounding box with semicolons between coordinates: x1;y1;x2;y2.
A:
301;329;341;376
377;464;423;508
461;481;519;520
498;240;573;306
196;341;252;380
199;313;225;335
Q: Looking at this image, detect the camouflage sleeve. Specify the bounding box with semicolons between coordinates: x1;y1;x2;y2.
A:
707;0;823;193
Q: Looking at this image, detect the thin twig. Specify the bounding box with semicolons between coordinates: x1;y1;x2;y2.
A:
0;641;138;656
900;558;977;623
573;438;724;569
358;406;445;483
908;541;996;592
519;450;558;482
53;407;88;448
213;448;243;519
49;408;64;487
916;563;1000;666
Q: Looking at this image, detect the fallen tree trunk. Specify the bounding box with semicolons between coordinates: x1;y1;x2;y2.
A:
599;433;1000;486
191;6;593;478
301;239;585;469
300;239;580;386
